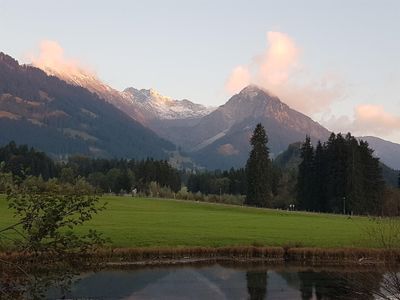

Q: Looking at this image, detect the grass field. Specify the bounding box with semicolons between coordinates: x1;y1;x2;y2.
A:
0;195;382;248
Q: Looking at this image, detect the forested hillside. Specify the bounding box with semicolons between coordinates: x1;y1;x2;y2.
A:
0;53;174;159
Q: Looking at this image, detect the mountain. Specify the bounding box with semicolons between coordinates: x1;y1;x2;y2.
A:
123;87;214;121
35;62;333;169
360;136;400;170
33;60;400;171
184;86;400;170
182;86;331;169
37;64;214;124
0;52;174;159
274;142;302;170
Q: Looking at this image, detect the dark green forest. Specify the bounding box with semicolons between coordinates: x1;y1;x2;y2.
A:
297;133;385;215
0;141;180;194
1;130;399;216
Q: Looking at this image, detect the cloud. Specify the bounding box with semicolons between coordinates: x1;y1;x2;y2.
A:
225;65;251;94
322;114;353;134
225;31;344;115
323;104;400;138
270;74;345;117
354;104;400;135
29;40;94;76
258;31;300;86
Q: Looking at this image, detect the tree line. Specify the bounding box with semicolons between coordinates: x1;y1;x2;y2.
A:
242;124;400;216
187;168;247;195
0;141;57;180
0;141;180;194
63;156;181;194
1;127;398;216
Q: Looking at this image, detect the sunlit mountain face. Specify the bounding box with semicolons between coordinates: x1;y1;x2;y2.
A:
0;52;175;159
33;52;214;126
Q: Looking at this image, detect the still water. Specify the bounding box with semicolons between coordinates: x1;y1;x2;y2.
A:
46;263;391;300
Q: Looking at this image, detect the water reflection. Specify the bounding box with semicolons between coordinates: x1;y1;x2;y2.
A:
2;262;395;299
0;262;81;300
293;270;382;299
246;271;267;300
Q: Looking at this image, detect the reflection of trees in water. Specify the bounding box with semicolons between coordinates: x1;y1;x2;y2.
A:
0;262;81;300
246;271;267;300
379;270;400;299
296;271;383;300
346;268;400;300
0;260;100;300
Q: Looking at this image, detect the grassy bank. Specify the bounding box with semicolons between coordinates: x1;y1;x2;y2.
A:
0;195;384;248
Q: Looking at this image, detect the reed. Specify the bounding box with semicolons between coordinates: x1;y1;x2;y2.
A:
2;246;400;266
0;246;400;265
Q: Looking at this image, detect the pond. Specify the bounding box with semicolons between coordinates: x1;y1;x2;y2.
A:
45;262;394;300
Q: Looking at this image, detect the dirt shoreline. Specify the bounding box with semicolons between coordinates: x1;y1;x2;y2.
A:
2;246;400;266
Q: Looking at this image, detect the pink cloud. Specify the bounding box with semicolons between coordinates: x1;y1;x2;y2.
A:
270;74;345;116
225;65;251;94
29;40;94;77
225;31;344;115
354;104;400;135
258;31;300;85
323;104;400;139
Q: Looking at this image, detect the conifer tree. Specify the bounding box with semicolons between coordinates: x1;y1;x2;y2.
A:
345;134;363;214
297;132;385;215
245;123;271;207
297;136;314;210
313;141;327;212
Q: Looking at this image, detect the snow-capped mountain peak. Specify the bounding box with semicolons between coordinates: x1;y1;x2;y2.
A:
34;63;215;122
123;87;215;120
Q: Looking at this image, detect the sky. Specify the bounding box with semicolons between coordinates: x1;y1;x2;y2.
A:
1;0;400;142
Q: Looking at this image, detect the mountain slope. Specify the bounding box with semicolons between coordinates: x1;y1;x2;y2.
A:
360;136;400;170
187;86;331;169
37;64;213;124
188;86;400;170
0;52;174;159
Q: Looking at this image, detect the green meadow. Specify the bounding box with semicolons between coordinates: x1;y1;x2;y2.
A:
0;195;382;249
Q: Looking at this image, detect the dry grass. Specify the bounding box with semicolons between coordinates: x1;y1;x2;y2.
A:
3;246;400;266
286;247;400;263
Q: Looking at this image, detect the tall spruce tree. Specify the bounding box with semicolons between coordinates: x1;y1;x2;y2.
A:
345;134;363;214
297;136;314;210
314;141;327;212
245;123;271;207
